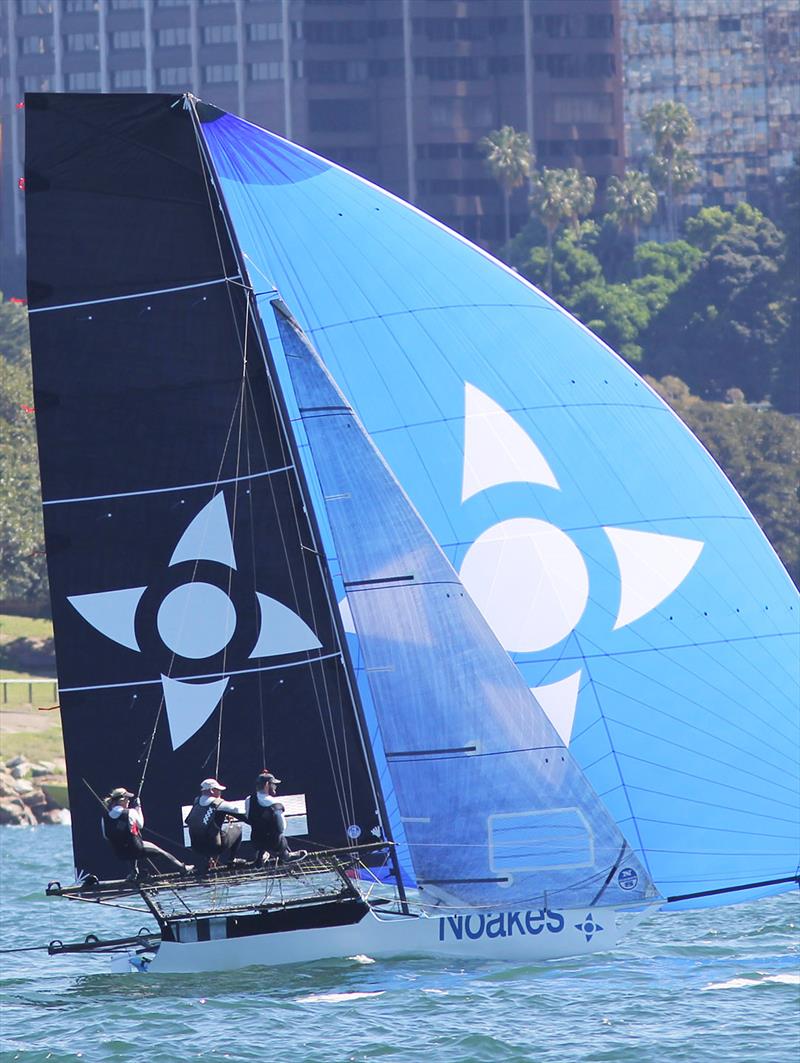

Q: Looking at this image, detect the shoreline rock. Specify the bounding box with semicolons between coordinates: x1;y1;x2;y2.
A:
0;757;69;826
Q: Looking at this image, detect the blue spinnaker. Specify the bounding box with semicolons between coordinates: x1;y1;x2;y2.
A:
202;112;800;908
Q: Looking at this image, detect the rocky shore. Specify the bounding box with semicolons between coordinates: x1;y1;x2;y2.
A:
0;755;70;826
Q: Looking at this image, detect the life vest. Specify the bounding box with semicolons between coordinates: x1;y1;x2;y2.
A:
246;791;285;850
101;808;144;861
185;797;224;855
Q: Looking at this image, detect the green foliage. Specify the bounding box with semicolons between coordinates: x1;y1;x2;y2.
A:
0;296;30;366
0;300;48;614
643;205;791;405
641;101;699;237
479;126;534;243
648;376;800;585
529;169;596;288
606;171;657;244
569;280;651;362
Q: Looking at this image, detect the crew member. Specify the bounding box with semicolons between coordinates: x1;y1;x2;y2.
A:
245;771;307;866
185;778;247;873
101;787;190;878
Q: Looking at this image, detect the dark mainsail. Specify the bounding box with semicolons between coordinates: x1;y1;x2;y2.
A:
25;94;380;877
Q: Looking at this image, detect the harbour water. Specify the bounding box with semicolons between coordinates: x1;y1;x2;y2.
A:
1;826;797;1063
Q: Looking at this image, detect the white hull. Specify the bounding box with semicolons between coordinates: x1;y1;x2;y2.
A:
120;906;622;973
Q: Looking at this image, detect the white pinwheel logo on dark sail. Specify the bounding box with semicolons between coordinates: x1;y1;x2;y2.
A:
66;492;321;749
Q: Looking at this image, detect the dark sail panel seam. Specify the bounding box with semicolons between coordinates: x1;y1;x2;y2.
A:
59;649;342;693
43;464;294;507
28;275;241;314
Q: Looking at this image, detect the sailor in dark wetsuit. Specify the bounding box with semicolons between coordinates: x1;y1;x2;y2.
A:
185;778;247;874
101;787;190;878
245;772;307;866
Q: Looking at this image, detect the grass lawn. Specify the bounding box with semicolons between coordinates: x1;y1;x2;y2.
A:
0;614;53;641
0;722;65;768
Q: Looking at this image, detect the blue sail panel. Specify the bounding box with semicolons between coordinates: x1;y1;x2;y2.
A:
201;112;800;908
274;301;656;912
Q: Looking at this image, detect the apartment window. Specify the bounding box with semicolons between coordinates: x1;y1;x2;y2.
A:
488;55;524;76
586;13;614;38
19;0;54;12
66;33;99;52
20;35;52;55
112;68;146;88
307;59;368;84
429;97;458;128
535;53;580;78
111;0;142;9
718;16;741;32
415;56;483;80
63;0;95;12
552;93;614;124
584;53;616;77
157;27;191;46
248;22;282;42
203;64;237;82
249;61;283;81
158;66;191;86
21;73;52;90
66;70;101;90
303;20;368;44
533;14;578;38
203;24;237;44
308;98;371;132
112;30;145;49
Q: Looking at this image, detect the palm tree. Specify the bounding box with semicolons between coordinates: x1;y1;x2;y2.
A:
479;126;534;244
562;168;596;233
641;101;698;238
606;171;658;253
529;168;596;290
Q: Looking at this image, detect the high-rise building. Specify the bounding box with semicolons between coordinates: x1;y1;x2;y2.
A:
1;0;624;294
621;0;799;210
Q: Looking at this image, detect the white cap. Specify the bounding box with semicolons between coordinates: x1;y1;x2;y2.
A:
200;778;225;791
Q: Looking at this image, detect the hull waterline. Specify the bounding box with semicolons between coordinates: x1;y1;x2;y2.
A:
116;906;623;973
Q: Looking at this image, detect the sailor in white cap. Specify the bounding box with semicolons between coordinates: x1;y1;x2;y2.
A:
185;778;247;873
102;786;191;878
245;771;307;866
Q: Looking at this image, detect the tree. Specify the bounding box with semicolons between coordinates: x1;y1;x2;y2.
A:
649;376;800;586
0;347;48;614
529;168;595;290
642;101;699;238
643;207;790;404
479;126;534;245
606;171;658;257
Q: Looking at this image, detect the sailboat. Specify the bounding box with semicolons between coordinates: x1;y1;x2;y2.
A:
24;94;798;974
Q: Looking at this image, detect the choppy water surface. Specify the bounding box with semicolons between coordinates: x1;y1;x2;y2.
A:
1;827;797;1062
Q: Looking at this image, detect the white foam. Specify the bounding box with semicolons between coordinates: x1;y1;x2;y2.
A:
702;973;800;992
296;991;385;1004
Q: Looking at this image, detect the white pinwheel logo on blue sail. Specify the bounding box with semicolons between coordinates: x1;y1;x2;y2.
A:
455;383;704;746
66;492;321;750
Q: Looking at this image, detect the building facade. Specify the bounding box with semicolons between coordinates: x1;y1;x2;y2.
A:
621;0;800;210
1;0;624;295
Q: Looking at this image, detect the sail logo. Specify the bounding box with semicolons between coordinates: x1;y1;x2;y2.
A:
438;908;566;942
67;491;322;750
457;383;704;745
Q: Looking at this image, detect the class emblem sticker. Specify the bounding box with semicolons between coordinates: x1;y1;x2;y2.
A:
618;867;639;891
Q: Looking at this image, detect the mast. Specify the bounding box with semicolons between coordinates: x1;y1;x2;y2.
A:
186;98;408;909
